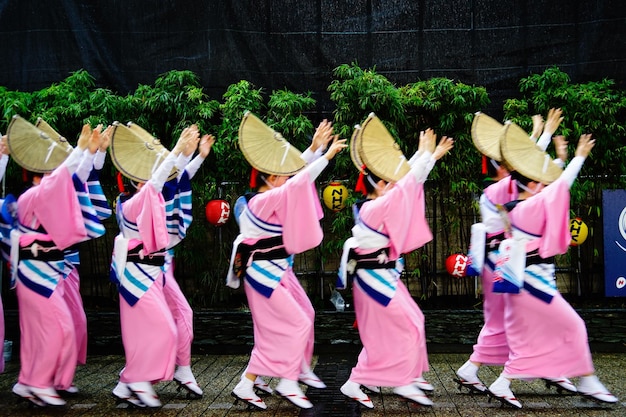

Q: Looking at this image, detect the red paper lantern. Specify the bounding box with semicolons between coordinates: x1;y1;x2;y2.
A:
445;253;468;278
205;199;231;226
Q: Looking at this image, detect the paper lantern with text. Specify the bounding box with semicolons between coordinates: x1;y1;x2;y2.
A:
322;181;349;212
446;254;468;278
205;199;231;226
569;217;588;246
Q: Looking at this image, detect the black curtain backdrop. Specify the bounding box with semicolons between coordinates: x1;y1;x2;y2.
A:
1;0;625;117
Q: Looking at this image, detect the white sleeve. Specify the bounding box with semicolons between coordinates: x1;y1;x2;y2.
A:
408;150;423;167
75;150;96;183
410;151;435;183
175;152;191;171
184;154;205;180
560;156;585;188
535;131;551;152
0;154;8;181
93;149;106;170
301;147;324;164
305;156;329;182
149;153;178;192
62;147;85;175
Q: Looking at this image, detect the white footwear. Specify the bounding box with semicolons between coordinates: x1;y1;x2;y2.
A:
362;384;380;393
174;365;203;397
62;385;79;394
232;376;267;410
393;384;433;406
413;376;434;392
577;375;618;403
340;380;374;409
254;376;274;394
455;360;487;393
298;369;327;388
543;377;577;394
276;378;313;409
127;381;161;408
12;383;46;407
112;382;146;408
30;386;66;406
488;376;522;408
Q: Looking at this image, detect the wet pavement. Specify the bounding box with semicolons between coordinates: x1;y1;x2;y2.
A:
0;350;624;416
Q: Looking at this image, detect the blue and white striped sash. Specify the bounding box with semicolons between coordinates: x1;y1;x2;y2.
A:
245;257;293;298
73;174;106;239
162;173;192;246
354;258;405;306
87;169;112;220
117;262;162;306
17;258;65;298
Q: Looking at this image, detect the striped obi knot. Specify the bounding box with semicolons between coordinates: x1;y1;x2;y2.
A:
346;247;394;276
19;240;64;261
234;235;288;279
126;244;166;267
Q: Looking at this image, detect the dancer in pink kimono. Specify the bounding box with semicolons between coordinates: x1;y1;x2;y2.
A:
228;115;346;410
457;110;577;395
338;128;452;409
0;136;9;375
10;124;102;406
110;127;195;408
61;127;111;392
487;129;618;408
161;128;215;398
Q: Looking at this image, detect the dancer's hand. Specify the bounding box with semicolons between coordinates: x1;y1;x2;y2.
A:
324;136;347;160
575;134;595;158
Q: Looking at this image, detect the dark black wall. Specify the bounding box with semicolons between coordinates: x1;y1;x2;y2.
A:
1;0;625;116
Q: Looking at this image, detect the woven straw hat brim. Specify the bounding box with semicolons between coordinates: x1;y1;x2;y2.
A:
35;118;73;153
471;112;506;161
6;115;71;173
238;111;305;176
357;112;410;182
110;122;177;182
500;121;562;184
349;124;365;172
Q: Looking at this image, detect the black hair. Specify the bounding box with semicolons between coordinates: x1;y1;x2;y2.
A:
362;169;384;195
510;170;534;193
486;158;500;178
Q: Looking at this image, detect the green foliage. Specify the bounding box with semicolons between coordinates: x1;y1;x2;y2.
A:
266;90;316;151
0;64;623;308
214;80;264;183
325;63;491;264
503;66;626;202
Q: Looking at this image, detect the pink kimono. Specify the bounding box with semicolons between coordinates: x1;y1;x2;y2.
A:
501;178;594;379
343;163;433;387
469;176;517;366
113;180;177;385
14;151;88;390
227;157;326;381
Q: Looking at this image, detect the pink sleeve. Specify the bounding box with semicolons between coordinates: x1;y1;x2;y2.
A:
484;176;517;205
248;170;324;254
361;174;433;258
122;183;169;254
537;179;571;258
26;167;87;250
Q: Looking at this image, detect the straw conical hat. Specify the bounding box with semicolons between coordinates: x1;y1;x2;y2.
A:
357;113;410;182
6;115;71;173
35;118;73;153
238;111;305;176
349;124;365;172
500;121;562;184
110;122;177;182
471;112;507;161
126;122;169;154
